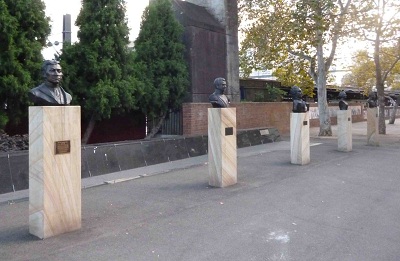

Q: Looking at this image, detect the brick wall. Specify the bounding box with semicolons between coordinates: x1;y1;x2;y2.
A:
182;102;365;136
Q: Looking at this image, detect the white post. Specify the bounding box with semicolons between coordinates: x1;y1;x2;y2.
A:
367;107;379;146
208;108;237;187
337;110;352;152
290;112;310;165
29;106;81;239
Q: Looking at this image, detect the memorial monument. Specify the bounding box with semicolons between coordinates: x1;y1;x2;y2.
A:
336;91;352;151
290;86;310;165
28;60;72;106
338;91;348;110
366;91;379;146
208;77;237;187
28;60;81;239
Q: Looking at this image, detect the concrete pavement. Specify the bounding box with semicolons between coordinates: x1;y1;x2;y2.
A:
1;120;400;261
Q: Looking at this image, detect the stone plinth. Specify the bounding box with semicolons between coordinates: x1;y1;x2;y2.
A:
208;108;237;187
367;107;379;146
290;112;310;165
29;106;81;239
337;110;352;152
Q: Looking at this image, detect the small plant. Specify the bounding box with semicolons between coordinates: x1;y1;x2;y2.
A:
264;84;287;102
0;112;8;131
254;92;265;102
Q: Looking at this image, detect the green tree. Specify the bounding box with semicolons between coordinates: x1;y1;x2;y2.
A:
354;0;400;134
134;0;189;139
60;0;139;143
239;0;367;136
347;48;400;93
346;50;375;91
273;61;315;97
0;0;50;130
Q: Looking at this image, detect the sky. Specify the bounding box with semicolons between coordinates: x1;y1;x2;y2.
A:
42;0;149;59
41;0;363;85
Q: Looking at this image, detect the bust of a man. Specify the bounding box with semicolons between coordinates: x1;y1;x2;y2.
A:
290;86;308;113
209;77;229;108
366;91;378;108
338;91;348;110
28;60;72;106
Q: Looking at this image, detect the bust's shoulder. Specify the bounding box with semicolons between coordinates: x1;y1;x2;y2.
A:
209;93;218;101
30;83;46;93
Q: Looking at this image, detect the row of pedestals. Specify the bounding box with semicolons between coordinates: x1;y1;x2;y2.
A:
289;110;353;165
28;106;379;239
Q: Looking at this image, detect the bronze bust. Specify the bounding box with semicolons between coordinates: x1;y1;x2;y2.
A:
290;86;308;113
209;77;229;108
366;91;378;108
338;91;348;110
28;60;72;106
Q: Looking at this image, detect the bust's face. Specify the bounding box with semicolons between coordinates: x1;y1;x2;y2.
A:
216;79;227;92
46;63;63;85
291;87;302;99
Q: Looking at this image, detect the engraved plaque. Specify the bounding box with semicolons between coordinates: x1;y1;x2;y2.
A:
259;129;270;136
55;140;71;154
225;127;233;136
303;121;308;126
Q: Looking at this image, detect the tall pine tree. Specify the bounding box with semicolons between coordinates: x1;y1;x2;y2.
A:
61;0;139;143
134;0;189;139
0;0;50;131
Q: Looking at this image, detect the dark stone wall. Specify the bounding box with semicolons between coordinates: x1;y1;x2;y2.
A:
173;0;227;103
184;26;227;102
0;128;280;195
0;151;29;194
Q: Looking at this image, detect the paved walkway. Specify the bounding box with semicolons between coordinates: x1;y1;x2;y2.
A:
1;120;400;261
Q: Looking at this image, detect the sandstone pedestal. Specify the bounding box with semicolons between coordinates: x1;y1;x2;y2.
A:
367;107;379;146
208;108;237;187
337;110;352;152
290;112;310;165
29;106;81;239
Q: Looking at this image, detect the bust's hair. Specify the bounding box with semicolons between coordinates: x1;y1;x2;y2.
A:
290;86;302;98
41;60;60;78
214;77;226;88
338;91;347;99
368;91;377;99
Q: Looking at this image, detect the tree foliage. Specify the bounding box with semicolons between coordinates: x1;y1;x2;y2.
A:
345;48;400;93
353;0;400;134
343;50;375;91
264;84;288;102
60;0;139;142
239;0;365;136
134;0;189;138
0;0;50;130
273;62;315;97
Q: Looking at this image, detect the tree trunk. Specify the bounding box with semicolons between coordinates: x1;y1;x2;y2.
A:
378;100;386;134
374;28;386;134
316;31;332;136
144;111;167;140
389;100;398;124
82;114;96;145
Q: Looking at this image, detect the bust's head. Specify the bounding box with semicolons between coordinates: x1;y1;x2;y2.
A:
338;91;347;100
42;60;63;87
290;86;302;100
214;77;227;94
368;91;377;100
